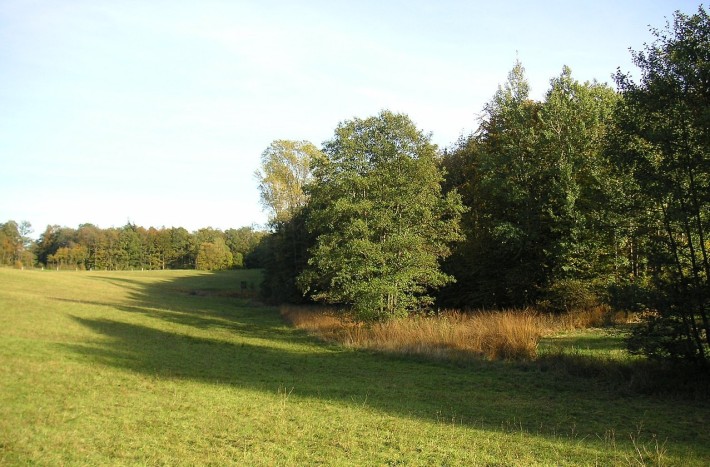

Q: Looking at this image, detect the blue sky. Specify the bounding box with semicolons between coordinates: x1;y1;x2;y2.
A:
0;1;702;237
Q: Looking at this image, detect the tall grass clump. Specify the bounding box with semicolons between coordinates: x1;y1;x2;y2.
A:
282;305;628;362
539;304;617;331
281;307;544;361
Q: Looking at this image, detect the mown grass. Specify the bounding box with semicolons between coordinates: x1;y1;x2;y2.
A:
1;268;709;465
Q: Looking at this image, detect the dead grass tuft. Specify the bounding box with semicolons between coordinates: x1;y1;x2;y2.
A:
538;305;612;331
281;304;628;362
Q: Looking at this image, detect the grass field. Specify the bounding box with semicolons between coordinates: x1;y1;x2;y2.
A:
1;268;708;465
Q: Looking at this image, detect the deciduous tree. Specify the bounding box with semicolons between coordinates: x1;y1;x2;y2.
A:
195;237;234;270
439;63;619;311
611;6;710;363
299;111;464;320
255;140;324;224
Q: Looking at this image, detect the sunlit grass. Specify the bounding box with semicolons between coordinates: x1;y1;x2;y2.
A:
1;268;708;465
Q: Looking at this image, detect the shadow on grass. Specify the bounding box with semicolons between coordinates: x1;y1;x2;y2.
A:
59;271;709;455
542;333;626;352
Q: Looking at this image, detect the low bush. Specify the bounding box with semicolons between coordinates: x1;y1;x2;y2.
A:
540;279;603;313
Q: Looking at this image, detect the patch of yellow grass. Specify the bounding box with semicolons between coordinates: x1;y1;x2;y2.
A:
281;305;623;362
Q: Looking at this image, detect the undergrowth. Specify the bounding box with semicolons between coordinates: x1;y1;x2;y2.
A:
280;305;620;361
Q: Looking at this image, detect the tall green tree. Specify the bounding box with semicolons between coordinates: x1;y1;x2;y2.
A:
537;67;620;309
441;62;545;308
438;136;486;307
117;224;143;269
36;225;76;267
299;111;464;320
611;7;710;363
255;140;324;302
224;226;267;267
76;224;102;270
195;237;234;270
96;228;120;270
439;63;619;310
0;221;23;266
162;227;190;269
260;207;315;304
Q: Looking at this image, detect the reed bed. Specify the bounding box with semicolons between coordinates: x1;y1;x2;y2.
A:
281;304;621;361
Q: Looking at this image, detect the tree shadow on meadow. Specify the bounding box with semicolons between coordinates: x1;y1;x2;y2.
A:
59;271;708;455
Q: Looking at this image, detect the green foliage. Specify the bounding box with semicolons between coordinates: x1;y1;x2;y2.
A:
0;220;32;267
539;279;602;313
610;6;710;364
224;226;267;267
628;312;702;361
164;227;193;269
471;62;547;306
299;111;464;320
439;63;618;309
47;245;88;270
117;224;142;270
539;67;620;283
253;140;323;302
259;208;315;304
25;221;265;272
255;140;324;224
195;237;234;271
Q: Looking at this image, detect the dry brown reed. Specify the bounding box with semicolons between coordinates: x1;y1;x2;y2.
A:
281;304;621;361
541;305;614;331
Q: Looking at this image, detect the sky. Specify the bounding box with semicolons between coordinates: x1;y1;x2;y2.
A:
0;1;702;238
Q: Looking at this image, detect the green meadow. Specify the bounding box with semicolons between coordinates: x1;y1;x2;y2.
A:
1;268;708;465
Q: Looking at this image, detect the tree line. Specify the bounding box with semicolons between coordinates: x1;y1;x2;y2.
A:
256;8;709;364
0;221;266;271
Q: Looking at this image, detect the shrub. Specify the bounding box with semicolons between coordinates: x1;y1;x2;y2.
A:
627;312;702;361
540;279;601;313
607;282;653;313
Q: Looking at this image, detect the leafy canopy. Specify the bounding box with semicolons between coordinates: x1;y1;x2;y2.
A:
611;6;710;363
255;140;324;224
298;111;464;321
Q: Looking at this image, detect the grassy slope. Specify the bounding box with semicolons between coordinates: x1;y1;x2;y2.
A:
0;268;708;465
